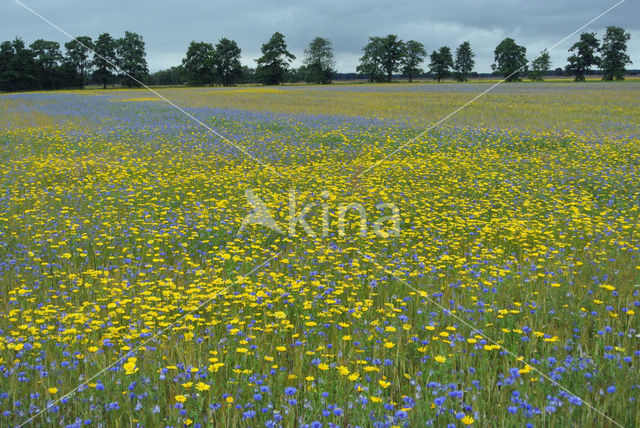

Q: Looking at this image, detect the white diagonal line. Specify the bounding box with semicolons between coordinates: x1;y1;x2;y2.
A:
356;0;625;178
16;251;281;428
12;0;285;180
357;249;624;428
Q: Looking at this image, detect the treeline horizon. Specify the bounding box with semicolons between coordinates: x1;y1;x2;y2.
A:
0;26;635;92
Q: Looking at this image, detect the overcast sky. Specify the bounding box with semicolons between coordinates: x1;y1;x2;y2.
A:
2;0;639;73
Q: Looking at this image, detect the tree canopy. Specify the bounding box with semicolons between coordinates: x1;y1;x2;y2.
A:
454;41;475;81
255;32;295;85
565;32;600;81
492;37;527;81
600;26;632;81
429;46;453;82
303;37;336;84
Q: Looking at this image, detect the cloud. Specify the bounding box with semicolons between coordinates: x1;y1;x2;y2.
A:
3;0;638;72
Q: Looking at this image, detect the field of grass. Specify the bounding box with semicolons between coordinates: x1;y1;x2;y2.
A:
1;82;639;427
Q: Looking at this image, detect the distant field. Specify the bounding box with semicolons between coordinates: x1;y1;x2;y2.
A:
1;82;639;427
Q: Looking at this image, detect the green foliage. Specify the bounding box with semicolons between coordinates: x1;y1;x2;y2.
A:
379;35;405;82
401;40;426;82
182;41;216;86
492;38;527;82
600;26;631;81
214;38;243;86
93;33;117;89
30;39;63;89
357;35;405;82
357;36;384;82
148;66;187;86
116;31;148;87
0;38;37;91
255;32;295;85
303;37;336;84
64;36;93;87
453;41;474;82
428;46;453;82
565;32;600;82
529;49;551;81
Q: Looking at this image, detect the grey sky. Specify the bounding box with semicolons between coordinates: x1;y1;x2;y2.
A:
2;0;639;73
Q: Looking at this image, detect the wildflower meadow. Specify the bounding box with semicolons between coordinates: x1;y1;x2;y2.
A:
1;82;639;427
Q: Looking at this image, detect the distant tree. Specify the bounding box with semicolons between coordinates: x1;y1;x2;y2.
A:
64;36;93;87
255;32;295;85
182;41;216;85
492;37;527;81
93;33;117;89
0;38;37;91
554;67;564;76
565;32;600;81
428;46;453;82
600;26;632;81
379;35;405;82
357;36;384;82
213;38;242;86
303;37;336;84
148;66;187;85
241;65;256;84
30;39;63;89
116;31;148;87
529;49;551;81
401;40;426;82
453;41;475;81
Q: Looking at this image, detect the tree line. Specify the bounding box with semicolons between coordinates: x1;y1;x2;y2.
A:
0;32;148;92
0;26;633;91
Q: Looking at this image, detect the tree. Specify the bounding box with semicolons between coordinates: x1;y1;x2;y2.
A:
116;31;148;87
379;35;404;82
255;32;295;85
565;32;599;81
148;66;187;85
453;41;475;81
303;37;336;84
357;36;384;82
600;26;631;81
428;46;453;82
64;36;93;87
182;42;215;85
214;38;243;86
529;49;551;81
30;39;63;89
401;40;426;82
0;38;37;91
93;33;117;89
492;38;527;81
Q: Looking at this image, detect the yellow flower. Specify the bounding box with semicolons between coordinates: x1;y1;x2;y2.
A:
123;357;138;375
276;346;286;352
378;380;391;389
236;347;248;353
317;363;329;371
348;372;360;381
226;396;234;404
383;341;395;349
175;395;186;403
61;253;72;259
461;414;475;425
371;396;382;403
48;387;58;394
305;376;315;381
195;382;210;392
184;418;193;426
274;311;286;319
434;355;446;363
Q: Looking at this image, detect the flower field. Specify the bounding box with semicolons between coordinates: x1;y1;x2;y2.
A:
1;82;639;427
